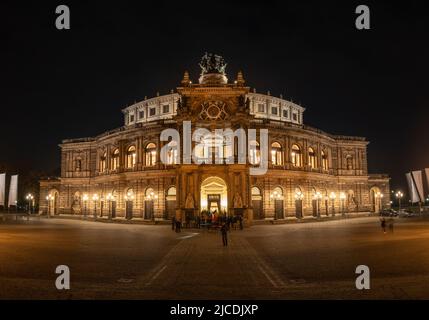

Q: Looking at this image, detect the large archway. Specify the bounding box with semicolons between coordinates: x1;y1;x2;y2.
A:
48;189;60;216
370;187;382;213
200;177;228;214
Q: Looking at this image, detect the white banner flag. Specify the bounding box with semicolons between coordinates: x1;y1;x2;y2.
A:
425;168;429;195
0;173;5;207
8;174;18;207
406;172;420;203
412;170;425;202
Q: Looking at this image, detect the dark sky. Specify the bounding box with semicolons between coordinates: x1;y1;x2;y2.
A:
1;1;428;193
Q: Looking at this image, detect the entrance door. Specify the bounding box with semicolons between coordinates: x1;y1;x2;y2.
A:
274;199;284;219
111;201;117;218
312;199;318;217
145;200;154;220
126;201;133;220
252;200;263;219
208;194;221;214
166;200;176;219
295;200;303;218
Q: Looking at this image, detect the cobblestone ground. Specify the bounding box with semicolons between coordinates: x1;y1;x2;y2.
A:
1;216;429;299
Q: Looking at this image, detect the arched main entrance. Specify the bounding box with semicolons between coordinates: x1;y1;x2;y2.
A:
48;189;59;216
200;177;228;214
370;187;382;213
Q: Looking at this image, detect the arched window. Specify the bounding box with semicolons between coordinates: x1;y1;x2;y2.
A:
251;186;262;198
126;145;136;168
321;150;328;171
166;141;178;165
166;186;177;199
125;188;135;201
271;187;284;200
271;142;283;166
346;155;353;170
291;144;302;167
99;152;107;172
111;149;119;170
249;141;261;165
145;143;157;166
308;147;316;169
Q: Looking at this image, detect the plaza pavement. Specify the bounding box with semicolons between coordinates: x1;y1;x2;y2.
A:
1;216;429;299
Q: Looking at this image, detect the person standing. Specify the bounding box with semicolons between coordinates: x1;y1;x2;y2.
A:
380;217;386;234
175;219;181;233
172;216;176;231
220;223;228;247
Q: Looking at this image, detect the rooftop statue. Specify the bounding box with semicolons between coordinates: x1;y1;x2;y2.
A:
199;52;227;76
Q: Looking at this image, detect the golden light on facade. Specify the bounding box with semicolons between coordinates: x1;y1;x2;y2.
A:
295;191;304;200
313;191;322;200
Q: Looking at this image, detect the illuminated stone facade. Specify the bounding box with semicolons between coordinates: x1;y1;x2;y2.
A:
39;55;390;223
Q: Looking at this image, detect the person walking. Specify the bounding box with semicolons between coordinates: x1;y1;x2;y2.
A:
171;216;176;231
380;217;386;234
238;215;243;230
175;219;181;233
220;222;228;247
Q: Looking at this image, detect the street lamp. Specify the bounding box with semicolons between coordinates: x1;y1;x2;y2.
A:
339;192;346;217
106;193;113;220
329;192;336;216
100;195;104;217
45;194;54;218
82;194;89;218
92;194;99;219
395;191;403;212
26;193;34;214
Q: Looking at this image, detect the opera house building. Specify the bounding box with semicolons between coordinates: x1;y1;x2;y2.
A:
40;54;390;224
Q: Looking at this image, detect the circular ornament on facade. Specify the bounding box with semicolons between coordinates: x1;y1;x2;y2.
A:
199;101;229;120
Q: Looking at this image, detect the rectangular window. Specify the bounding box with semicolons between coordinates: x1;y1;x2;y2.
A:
129;115;135;123
292;113;298;121
271;107;278;115
149;108;156;116
283;109;288;118
257;104;265;113
139;110;144;119
163;105;170;113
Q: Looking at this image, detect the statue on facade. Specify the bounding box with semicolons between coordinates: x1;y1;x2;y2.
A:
233;192;243;208
245;97;250;112
185;193;195;209
238;95;245;111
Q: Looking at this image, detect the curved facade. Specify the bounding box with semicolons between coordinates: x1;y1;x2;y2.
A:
40;55;390;224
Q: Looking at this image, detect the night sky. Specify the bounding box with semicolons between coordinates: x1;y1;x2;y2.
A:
1;1;428;194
